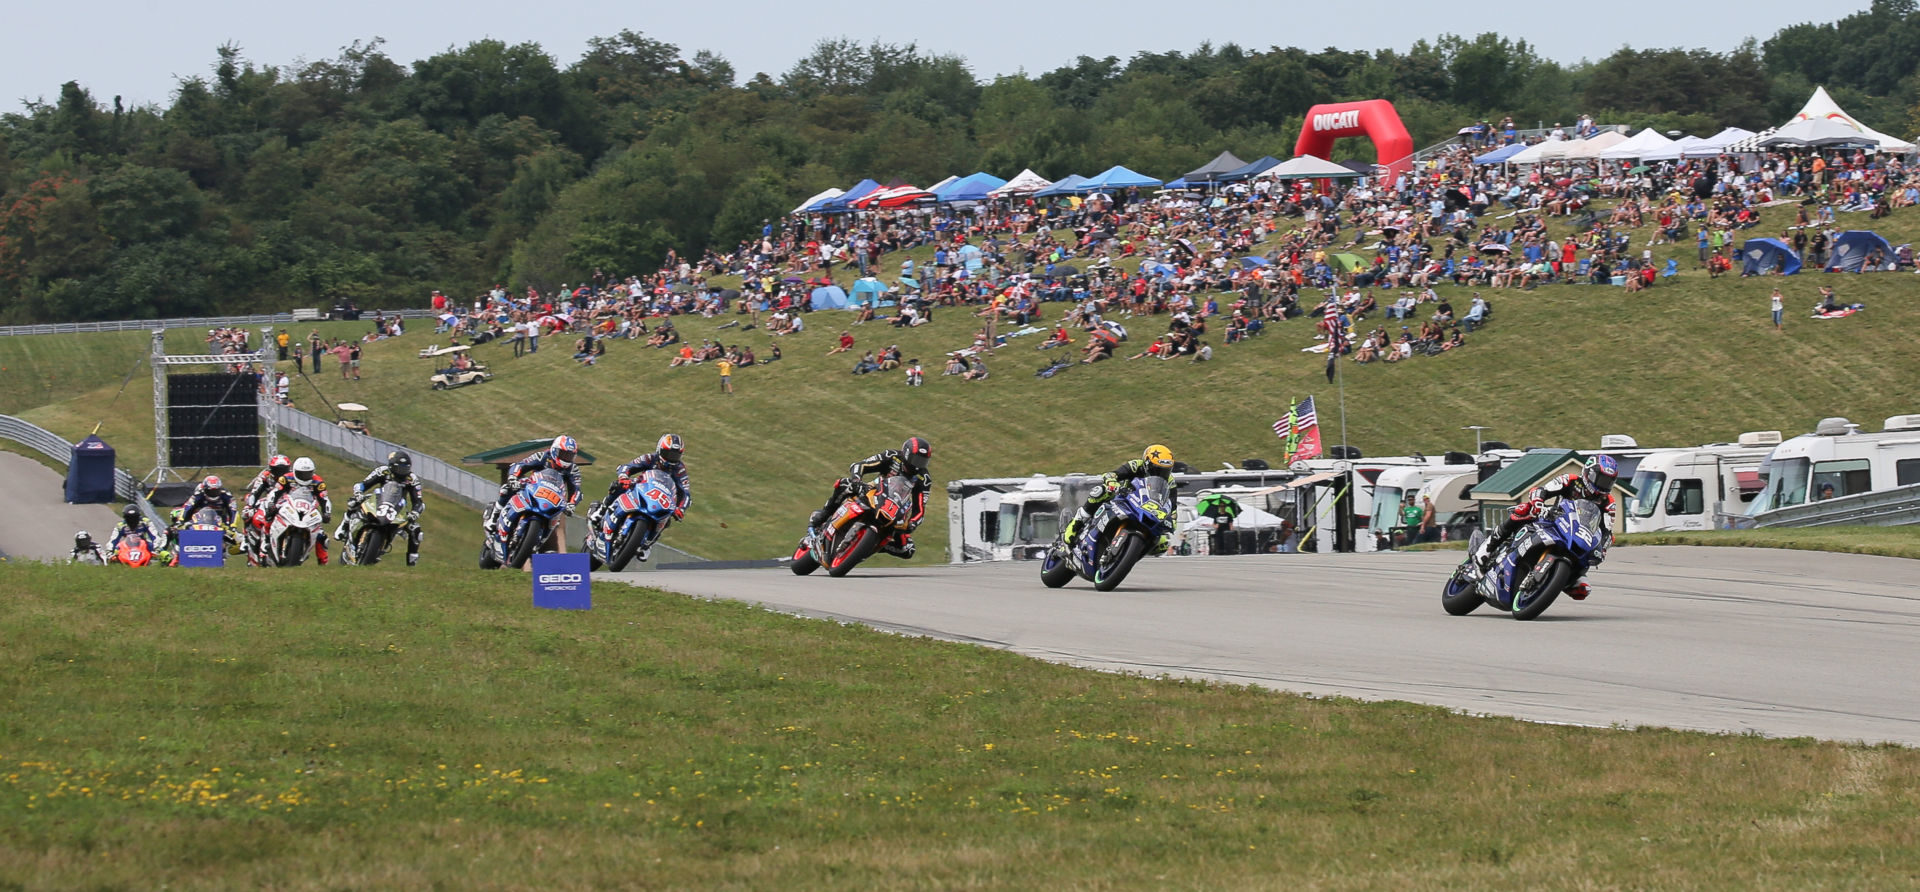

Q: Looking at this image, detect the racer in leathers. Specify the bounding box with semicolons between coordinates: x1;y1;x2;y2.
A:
70;530;106;564
108;505;160;560
334;450;427;566
181;476;237;528
243;455;293;547
260;458;333;564
497;435;583;514
1472;454;1618;600
1062;445;1178;554
809;436;931;559
592;433;690;563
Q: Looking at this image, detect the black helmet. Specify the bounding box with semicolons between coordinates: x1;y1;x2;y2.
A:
901;436;931;471
388;450;413;478
656;433;684;464
75;531;93;545
121;505;141;524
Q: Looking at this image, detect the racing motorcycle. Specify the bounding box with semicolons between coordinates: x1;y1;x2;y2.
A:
181;507;238;567
583;468;677;572
1443;498;1609;621
481;468;571;570
261;485;326;567
343;482;411;566
1040;476;1174;592
112;532;155;567
791;475;915;577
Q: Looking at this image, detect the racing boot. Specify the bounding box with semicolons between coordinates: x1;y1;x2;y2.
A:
1565;581;1591;600
882;533;915;559
1062;507;1091;544
315;533;329;566
587;501;604;526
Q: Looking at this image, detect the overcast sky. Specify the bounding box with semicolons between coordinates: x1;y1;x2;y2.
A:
6;0;1855;112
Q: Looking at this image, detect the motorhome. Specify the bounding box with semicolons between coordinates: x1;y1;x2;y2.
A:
1369;466;1483;547
946;467;1298;562
1746;415;1920;520
1623;431;1780;533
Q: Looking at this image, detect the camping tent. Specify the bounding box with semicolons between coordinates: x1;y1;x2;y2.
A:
1079;165;1163;190
1828;231;1896;272
850;278;891;303
1682;127;1756;157
1473;143;1527;164
1033;174;1090;197
1217;155;1282;180
1597;129;1677;160
817;179;881;213
809;285;850;310
988;169;1053;196
1741;238;1803;276
1183;151;1249;183
1770;86;1916;152
791;187;843;214
1265;155;1365;179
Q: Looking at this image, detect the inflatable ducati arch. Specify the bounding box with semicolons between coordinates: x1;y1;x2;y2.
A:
1292;100;1414;178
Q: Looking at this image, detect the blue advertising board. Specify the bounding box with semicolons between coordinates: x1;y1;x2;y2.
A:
175;529;226;568
532;552;591;610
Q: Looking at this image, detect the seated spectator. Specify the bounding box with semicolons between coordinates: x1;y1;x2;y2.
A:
668;344;696;367
1190;341;1212;362
962;356;989;381
852;350;880;375
827;331;855;355
764;343;782;362
943;354;968;376
905;360;923;386
878;345;901;371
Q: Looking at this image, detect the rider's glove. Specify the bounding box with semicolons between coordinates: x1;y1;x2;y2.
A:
672;505;685;520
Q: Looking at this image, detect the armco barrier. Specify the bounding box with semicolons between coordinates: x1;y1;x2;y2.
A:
1750;483;1920;529
0;309;437;338
0;414;166;531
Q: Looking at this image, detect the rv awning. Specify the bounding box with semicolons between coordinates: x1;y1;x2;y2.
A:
1286;471;1342;488
1735;470;1764;494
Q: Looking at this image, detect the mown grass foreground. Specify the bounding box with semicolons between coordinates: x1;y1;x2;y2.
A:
1;565;1914;889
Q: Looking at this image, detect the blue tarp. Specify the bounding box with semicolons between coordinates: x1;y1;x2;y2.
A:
1079;165;1163;191
810;285;850;309
1828;230;1895;272
1474;144;1527;165
1217;155;1282;181
816;179;881;213
934;172;1008;203
1034;174;1090;197
1741;238;1803;277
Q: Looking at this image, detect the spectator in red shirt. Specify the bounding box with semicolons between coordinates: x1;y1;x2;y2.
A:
827;331;855;356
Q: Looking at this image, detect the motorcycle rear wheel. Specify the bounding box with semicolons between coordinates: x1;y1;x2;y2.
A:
1092;532;1147;592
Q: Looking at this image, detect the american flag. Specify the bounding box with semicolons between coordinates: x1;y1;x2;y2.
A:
1274;396;1318;436
1274;397;1323;461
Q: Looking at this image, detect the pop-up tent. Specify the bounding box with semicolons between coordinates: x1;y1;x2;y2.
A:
1217;155;1282;180
1741;238;1803;276
1265;155;1366;179
1079;165;1163;190
1828;231;1896;272
1643;135;1707;162
810;285;850;309
1566;130;1628;159
989;169;1053;196
1765;86;1916;152
1473;143;1527;165
1597;129;1677;160
1506;138;1567;165
853;185;936;208
1183;151;1248;183
1033;174;1091;197
817;179;881;213
934;172;1009;203
791;187;843;214
1682;127;1756;157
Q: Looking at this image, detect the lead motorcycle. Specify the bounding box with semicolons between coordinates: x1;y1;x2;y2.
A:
791;475;915;577
1040;476;1174;592
481;468;572;570
260;486;326;567
1443;499;1609;620
584;468;678;572
342;482;412;566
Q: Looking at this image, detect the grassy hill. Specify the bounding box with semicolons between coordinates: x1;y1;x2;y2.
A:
7;201;1920;561
3;564;1915;888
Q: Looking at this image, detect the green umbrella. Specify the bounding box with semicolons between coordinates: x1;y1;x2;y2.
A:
1628;165;1651;174
1330;253;1366;272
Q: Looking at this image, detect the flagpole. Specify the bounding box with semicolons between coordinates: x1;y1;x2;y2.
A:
1337;349;1347;454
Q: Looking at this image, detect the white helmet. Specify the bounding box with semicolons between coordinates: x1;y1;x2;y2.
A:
292;457;317;484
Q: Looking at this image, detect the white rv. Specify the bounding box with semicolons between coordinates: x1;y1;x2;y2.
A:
1369;467;1483;547
1623;431;1780;533
1746;415;1920;519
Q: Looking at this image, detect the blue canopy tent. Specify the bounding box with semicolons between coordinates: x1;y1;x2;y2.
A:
810;285;851;309
1741;238;1803;277
849;278;894;308
1033;174;1090;198
1828;231;1895;272
934;172;1008;203
816;179;881;213
1078;165;1163;191
1217;156;1282;181
1163;177;1191;189
1239;256;1271;269
1474;144;1527;165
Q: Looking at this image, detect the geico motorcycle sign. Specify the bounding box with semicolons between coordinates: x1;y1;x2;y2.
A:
176;529;225;568
531;553;591;610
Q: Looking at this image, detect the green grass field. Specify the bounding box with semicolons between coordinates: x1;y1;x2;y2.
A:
1620;525;1920;560
7;201;1920;563
2;564;1915;889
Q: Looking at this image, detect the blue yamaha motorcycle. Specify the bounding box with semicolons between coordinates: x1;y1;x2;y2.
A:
480;468;572;570
1040;476;1175;591
1443;499;1609;620
584;468;678;572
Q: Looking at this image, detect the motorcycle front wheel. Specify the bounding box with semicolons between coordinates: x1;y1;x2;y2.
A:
1512;556;1571;621
508;517;548;569
279;533;308;567
1091;531;1147;592
606;517;652;572
359;527;389;566
826;524;880;577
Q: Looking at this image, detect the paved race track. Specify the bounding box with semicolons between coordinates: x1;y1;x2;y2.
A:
630;548;1920;746
0;452;121;562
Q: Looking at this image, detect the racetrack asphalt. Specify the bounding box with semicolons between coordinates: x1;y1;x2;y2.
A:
0;452;121;562
627;547;1920;746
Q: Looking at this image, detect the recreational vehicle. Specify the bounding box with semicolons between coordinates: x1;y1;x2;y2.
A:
1746;415;1920;519
1623;432;1779;533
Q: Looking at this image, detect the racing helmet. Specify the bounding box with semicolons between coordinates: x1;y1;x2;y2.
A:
901;437;931;471
122;504;142;524
203;475;223;491
168;508;184;525
1143;444;1175;470
75;531;93;546
1582;455;1619;493
387;450;413;478
656;433;683;464
549;435;578;469
292;457;317;484
268;455;292;477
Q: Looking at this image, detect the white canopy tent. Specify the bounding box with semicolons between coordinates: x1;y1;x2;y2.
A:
1505;137;1564;165
1597;129;1677;160
1763;116;1880;148
790;187;843;215
1681;127;1756;157
1563;130;1628;159
1181;504;1291;532
1642;135;1707;162
1262;155;1365;179
1769;86;1916;152
988;168;1054;197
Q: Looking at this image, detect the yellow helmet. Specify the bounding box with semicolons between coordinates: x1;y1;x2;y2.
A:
1143;444;1174;470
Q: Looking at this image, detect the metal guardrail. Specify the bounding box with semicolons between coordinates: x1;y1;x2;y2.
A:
1750;484;1920;529
0;309;437;338
0;414;166;530
258;402;499;510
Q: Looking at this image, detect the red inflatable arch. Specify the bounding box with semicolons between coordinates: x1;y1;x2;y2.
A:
1292;99;1414;179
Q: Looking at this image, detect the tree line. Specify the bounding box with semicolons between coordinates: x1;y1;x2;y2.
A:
2;11;1916;322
